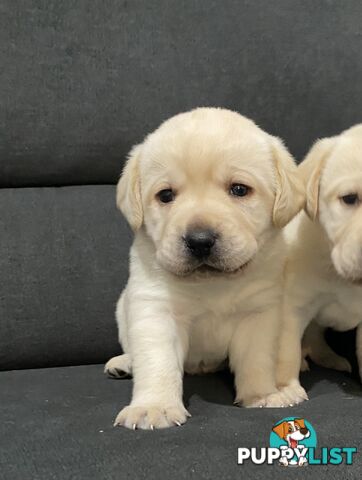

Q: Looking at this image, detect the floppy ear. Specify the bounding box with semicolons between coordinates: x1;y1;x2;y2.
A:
299;137;335;221
271;137;305;228
116;144;143;231
272;421;288;439
294;418;306;429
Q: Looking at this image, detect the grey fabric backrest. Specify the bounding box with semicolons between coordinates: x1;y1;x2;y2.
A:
0;186;132;370
1;0;362;188
1;1;360;370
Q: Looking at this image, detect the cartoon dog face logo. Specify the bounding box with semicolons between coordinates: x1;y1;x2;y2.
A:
272;418;311;466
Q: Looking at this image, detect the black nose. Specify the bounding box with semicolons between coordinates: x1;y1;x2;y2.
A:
184;228;217;258
300;427;308;435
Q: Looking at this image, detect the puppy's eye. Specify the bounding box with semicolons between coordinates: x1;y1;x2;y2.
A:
230;183;251;197
157;188;175;203
341;194;359;206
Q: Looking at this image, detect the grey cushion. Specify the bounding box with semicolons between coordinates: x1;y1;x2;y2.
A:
2;0;362;187
0;185;131;370
1;364;361;480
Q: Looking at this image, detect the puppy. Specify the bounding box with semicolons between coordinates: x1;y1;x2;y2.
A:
105;108;304;429
277;124;362;405
301;321;352;374
272;418;310;466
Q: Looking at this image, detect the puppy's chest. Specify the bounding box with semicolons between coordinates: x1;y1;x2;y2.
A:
184;311;238;373
184;292;278;373
180;278;278;318
318;286;362;330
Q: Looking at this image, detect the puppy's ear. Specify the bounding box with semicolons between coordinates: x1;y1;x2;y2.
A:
271;137;305;228
299;137;335;221
272;421;288;439
116;144;143;231
295;418;306;429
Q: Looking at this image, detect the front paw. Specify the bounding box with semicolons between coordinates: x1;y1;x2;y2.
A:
278;379;309;406
114;404;191;430
236;390;293;408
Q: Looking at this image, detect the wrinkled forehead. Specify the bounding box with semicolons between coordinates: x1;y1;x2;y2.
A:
139;123;276;190
321;137;362;194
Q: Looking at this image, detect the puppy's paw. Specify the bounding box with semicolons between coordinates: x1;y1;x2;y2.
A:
104;354;132;379
261;391;293;408
237;390;292;408
278;380;309;406
314;353;352;373
114;404;191;430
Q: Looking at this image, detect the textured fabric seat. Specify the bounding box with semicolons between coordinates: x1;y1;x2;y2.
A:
1;365;361;479
1;1;362;478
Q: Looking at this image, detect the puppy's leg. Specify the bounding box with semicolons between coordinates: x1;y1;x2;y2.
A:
302;321;351;373
230;306;286;408
276;307;308;405
356;323;362;382
105;354;132;378
114;303;189;430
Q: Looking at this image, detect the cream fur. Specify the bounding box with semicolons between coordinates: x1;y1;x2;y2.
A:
105;107;304;429
277;124;362;405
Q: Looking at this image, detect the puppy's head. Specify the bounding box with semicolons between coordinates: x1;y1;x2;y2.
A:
117;108;303;277
272;419;309;442
300;124;362;281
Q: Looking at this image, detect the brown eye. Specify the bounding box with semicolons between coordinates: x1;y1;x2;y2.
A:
157;188;175;203
230;183;251;197
341;194;359;206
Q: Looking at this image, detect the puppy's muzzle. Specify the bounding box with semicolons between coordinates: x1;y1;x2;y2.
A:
184;228;217;259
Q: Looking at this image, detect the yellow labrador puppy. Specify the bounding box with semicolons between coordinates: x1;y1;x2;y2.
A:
277;125;362;405
105;108;304;429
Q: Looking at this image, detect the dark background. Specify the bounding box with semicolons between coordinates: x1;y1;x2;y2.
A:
1;0;362;186
0;0;359;373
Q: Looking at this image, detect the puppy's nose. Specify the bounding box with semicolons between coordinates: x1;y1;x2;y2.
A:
184;228;217;258
300;427;308;435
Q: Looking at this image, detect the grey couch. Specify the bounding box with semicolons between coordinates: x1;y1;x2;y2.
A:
1;1;361;479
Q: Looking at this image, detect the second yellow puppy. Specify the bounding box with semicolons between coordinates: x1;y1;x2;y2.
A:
277;125;362;405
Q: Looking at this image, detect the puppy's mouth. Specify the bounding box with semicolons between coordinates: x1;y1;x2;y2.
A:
157;248;253;278
187;261;250;277
289;438;298;449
